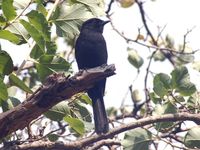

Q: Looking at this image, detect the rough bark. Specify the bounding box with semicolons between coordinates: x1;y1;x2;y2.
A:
0;64;116;139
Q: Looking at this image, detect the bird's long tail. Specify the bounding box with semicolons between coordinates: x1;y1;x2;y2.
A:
92;97;109;134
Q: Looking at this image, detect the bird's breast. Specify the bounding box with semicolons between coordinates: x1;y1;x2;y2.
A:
75;32;108;69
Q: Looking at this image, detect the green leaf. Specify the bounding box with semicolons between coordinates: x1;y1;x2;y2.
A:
153;73;171;97
30;44;45;59
6;22;29;44
0;79;8;100
0;16;7;26
79;94;92;105
1;97;21;112
41;56;70;72
153;50;165;61
39;55;54;64
20;19;45;50
27;10;50;41
35;0;43;4
127;48;144;69
47;134;59;142
75;0;105;16
122;128;152;150
36;4;48;16
46;41;57;55
44;101;70;121
153;102;177;130
0;50;13;75
171;66;196;96
74;102;92;122
0;30;20;44
51;2;95;40
35;63;54;82
186;95;200;112
184;126;200;148
149;92;162;104
9;73;32;93
165;34;174;49
177;54;194;64
64;116;85;135
2;0;17;21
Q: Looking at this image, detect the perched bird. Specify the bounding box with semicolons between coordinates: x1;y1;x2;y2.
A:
75;18;110;134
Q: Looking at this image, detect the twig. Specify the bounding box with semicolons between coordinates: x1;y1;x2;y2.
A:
107;16;198;55
144;49;158;115
7;112;200;150
106;0;115;15
88;139;121;150
181;26;196;52
3;0;33;30
135;0;157;45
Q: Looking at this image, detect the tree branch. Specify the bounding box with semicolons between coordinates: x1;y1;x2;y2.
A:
4;112;200;150
0;64;116;139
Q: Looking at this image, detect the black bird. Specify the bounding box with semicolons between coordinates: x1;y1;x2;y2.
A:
75;18;110;134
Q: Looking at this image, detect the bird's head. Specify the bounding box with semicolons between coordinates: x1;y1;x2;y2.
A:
80;18;110;33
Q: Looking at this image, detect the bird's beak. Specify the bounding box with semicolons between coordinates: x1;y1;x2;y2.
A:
103;20;110;26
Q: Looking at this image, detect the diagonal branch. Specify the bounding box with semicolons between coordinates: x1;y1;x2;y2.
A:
0;64;116;139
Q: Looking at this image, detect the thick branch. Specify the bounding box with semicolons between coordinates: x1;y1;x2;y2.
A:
5;112;200;150
0;64;116;139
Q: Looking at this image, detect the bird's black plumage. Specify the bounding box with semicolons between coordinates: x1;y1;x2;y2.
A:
75;18;109;134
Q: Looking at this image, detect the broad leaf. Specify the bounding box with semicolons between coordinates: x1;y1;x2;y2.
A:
44;101;70;121
122;128;152;150
35;63;54;82
153;102;177;130
40;56;70;72
6;22;29;44
150;92;162;104
0;30;20;44
30;44;45;59
2;0;17;21
187;95;200;112
47;134;59;142
153;73;171;97
51;2;95;40
20;19;45;50
177;54;194;64
127;48;144;69
171;66;196;96
9;73;32;93
0;50;13;75
46;41;57;55
39;55;54;64
153;50;165;61
0;16;6;26
27;10;50;41
74;102;92;122
184;126;200;148
79;94;92;105
64;116;85;135
75;0;105;16
36;3;48;16
0;79;8;100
